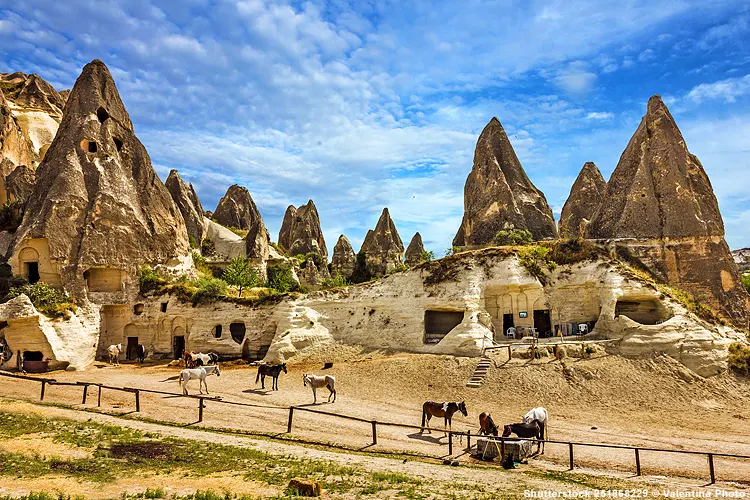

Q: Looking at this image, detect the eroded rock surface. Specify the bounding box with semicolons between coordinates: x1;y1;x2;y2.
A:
5;164;36;208
359;208;404;277
278;200;327;260
10;59;189;296
213;184;262;231
559;162;606;238
588;95;750;329
330;235;356;279
166;169;205;246
405;232;426;266
454;117;557;246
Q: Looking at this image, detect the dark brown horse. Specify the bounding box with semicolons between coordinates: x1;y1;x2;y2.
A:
479;411;498;436
256;362;287;391
421;401;467;433
502;419;545;453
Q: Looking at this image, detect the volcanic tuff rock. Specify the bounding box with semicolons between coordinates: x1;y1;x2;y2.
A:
588;95;749;329
165;169;205;246
405;232;426;266
10;59;189;295
732;248;750;273
278;200;328;260
0;90;34;176
5;164;36;208
453;117;557;247
330;235;356;279
559;162;606;238
213;184;262;231
359;208;404;277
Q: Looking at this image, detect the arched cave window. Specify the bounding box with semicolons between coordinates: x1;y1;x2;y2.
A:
88;141;97;153
133;304;144;315
230;322;246;344
214;325;223;339
24;351;44;361
96;107;110;123
113;137;123;152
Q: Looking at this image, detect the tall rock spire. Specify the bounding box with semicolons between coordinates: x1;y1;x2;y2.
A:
165;169;205;246
10;59;189;295
453;117;557;247
278;199;328;261
559;162;607;238
213;184;262;231
359;208;404;277
405;232;426;266
331;234;356;279
589;95;749;329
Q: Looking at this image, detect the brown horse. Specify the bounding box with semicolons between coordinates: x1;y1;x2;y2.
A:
421;401;467;433
502;419;545;453
479;412;499;436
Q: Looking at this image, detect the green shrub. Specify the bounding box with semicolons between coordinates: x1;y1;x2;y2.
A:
266;263;299;293
200;237;216;257
390;263;409;274
742;273;750;294
6;282;76;318
188;236;197;249
191;277;227;304
138;266;169;295
226;226;248;238
517;245;556;285
444;246;459;257
222;257;260;296
321;274;349;289
0;200;22;232
420;250;435;262
728;342;750;376
494;228;533;246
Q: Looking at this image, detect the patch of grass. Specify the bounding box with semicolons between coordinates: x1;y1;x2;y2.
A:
371;471;420;485
226;226;249;238
5;282;76;319
494;228;533;246
742;272;750;294
321;273;349;289
729;342;750;376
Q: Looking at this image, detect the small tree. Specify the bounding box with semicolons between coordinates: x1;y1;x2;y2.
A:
494;228;533;246
742;273;750;294
420;250;435;262
222;257;260;297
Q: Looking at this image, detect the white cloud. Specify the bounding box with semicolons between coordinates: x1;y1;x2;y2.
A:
638;48;655;62
585;112;614;120
685;75;750;103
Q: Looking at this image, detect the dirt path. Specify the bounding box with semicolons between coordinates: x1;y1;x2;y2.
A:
2;352;750;487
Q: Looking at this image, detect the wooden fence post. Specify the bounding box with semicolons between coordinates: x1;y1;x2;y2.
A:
507;346;511;360
371;420;377;445
287;407;294;433
568;443;574;470
134;390;140;412
198;398;204;422
635;448;641;476
500;437;505;459
40;380;46;401
448;432;453;456
466;431;471;451
708;453;715;484
97;385;102;407
81;384;88;404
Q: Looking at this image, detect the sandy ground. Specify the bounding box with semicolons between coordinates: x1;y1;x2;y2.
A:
2;349;750;488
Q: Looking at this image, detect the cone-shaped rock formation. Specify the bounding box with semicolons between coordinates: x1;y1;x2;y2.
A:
10;59;189;294
166;169;205;247
405;232;426;266
453;117;557;247
559;162;607;238
589;95;749;328
5;164;35;208
278;200;328;260
330;235;356;279
359;208;404;277
213;184;262;231
0;72;66;117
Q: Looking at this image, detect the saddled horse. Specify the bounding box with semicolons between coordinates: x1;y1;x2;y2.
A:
502;419;545;453
137;344;146;364
107;344;122;366
479;411;499;436
256;362;287;391
179;365;221;395
421;401;467;433
303;373;336;403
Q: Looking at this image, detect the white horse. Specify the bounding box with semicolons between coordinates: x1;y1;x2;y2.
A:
303;373;336;404
179;365;221;395
107;344;122;366
523;407;549;452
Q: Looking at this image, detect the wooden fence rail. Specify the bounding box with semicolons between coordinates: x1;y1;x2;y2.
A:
1;370;748;484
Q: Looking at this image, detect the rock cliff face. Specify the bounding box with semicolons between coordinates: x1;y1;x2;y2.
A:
10;59;189;296
405;232;426;266
0;90;35;191
588;95;750;329
559;162;606;238
213;184;262;231
454;118;557;247
330;235;356;279
359;208;404;277
165;169;205;246
6;164;36;207
732;248;750;273
278;200;327;260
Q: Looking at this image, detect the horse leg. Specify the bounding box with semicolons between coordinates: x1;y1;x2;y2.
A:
273;375;278;391
425;414;431;433
312;387;317;404
261;374;265;389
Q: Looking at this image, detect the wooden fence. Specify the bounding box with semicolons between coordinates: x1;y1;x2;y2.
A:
1;370;748;484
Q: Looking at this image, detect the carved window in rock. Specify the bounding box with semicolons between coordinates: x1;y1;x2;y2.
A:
615;297;672;325
96;107;109;123
424;310;464;344
213;325;223;339
85;268;122;292
229;322;246;344
133;304;144;315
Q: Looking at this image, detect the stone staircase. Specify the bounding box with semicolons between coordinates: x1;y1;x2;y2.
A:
466;356;492;388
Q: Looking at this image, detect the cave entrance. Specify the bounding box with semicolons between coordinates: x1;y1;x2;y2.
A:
533;309;552;337
25;262;40;284
126;337;139;361
502;313;514;337
615;297;671;325
230;322;246;344
172;335;185;360
424;310;464;344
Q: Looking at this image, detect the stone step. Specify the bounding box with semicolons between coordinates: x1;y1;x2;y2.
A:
466;357;492;388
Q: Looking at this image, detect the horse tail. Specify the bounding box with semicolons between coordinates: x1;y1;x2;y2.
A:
421;407;426;428
255;366;261;384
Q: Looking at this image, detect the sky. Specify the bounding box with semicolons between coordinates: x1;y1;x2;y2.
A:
1;0;749;254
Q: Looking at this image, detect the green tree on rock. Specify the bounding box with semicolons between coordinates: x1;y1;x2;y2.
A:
222;257;259;297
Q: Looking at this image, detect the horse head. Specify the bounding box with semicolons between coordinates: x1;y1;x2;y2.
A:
459;401;468;417
303;374;309;386
215;365;221;376
282;363;288;374
502;425;512;438
116;343;122;351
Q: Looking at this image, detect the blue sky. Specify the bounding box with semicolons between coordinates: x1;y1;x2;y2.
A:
1;0;749;254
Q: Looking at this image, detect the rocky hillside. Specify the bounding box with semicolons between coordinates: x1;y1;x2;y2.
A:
733;248;750;273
